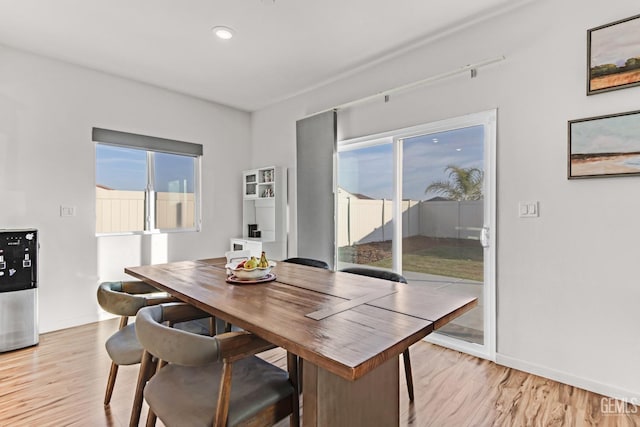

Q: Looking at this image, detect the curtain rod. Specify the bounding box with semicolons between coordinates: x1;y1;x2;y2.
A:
306;55;506;118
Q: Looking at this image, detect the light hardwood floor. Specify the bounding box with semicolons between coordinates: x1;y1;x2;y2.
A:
0;318;638;427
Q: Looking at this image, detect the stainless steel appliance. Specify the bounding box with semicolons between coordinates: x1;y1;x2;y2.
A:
0;229;38;352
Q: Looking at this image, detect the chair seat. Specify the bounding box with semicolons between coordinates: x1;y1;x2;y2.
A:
145;356;294;427
105;323;143;366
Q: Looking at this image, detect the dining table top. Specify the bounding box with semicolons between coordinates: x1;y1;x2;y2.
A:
125;257;477;381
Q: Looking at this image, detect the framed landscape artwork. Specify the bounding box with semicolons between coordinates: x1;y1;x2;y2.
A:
568;110;640;179
587;14;640;95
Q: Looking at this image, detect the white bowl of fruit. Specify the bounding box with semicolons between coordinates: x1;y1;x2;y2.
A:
227;253;276;280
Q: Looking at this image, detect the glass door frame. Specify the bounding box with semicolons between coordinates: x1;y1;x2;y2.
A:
335;109;497;361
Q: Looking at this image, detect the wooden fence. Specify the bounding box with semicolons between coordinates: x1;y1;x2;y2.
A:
337;193;482;246
96;187;194;233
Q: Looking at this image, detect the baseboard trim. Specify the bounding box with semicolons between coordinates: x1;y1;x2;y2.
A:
496;353;640;403
40;313;102;334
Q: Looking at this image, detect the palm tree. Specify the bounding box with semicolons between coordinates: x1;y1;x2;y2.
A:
425;165;484;201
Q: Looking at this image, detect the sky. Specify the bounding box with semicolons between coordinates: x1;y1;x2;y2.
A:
591;17;640;67
338;125;484;201
97;125;484;200
96;145;195;192
571;113;640;154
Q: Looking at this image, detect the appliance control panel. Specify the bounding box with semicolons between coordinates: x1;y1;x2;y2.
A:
0;229;38;292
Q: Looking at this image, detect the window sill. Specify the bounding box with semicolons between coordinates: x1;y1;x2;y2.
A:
96;227;199;237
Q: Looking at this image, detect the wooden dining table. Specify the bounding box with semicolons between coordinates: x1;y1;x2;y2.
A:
125;258;477;427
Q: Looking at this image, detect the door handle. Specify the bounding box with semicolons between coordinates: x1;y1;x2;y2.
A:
480;226;490;248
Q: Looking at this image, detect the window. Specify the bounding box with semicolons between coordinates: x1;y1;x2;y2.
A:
94;128;202;234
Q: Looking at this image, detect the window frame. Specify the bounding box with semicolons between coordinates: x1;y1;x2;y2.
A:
93;128;202;236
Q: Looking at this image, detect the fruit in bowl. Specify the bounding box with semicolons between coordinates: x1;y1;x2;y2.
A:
231;263;274;280
227;252;276;281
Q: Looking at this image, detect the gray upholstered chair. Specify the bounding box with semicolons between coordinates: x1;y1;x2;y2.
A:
340;267;415;402
283;257;330;270
135;303;299;427
96;281;212;426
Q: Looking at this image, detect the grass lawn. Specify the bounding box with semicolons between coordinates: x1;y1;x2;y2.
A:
340;236;484;282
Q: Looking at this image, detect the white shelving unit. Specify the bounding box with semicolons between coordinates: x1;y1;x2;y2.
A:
232;166;287;260
243;167;278;199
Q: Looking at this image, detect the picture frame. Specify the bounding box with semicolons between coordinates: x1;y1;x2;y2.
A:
587;14;640;95
568;109;640;179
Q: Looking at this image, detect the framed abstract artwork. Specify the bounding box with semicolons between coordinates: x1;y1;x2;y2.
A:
588;14;640;95
568;109;640;179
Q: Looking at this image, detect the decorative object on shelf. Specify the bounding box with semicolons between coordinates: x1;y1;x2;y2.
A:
588;13;640;95
263;187;274;197
568;109;640;179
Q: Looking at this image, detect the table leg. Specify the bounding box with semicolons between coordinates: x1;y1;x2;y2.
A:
302;357;399;427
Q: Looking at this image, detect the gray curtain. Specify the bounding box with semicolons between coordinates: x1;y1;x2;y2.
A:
295;111;336;269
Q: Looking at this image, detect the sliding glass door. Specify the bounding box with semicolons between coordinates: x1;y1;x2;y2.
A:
336;110;496;360
337;143;394;266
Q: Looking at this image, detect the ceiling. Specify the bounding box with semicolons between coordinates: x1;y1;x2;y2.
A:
0;0;524;112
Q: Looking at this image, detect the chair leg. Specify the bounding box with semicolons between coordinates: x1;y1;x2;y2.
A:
145;410;157;427
104;316;129;406
129;350;156;427
287;352;300;427
144;359;165;427
214;361;233;427
403;349;415;402
104;361;119;405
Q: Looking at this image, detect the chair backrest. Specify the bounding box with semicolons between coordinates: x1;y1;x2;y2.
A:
340;267;408;283
97;281;173;317
225;250;251;266
138;303;295;427
283;257;330;270
136;303;219;366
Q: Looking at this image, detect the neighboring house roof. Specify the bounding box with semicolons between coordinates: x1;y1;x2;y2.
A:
338;187;374;200
351;192;374;200
96;184;113;190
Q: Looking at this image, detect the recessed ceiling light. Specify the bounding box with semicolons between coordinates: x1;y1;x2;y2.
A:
212;26;234;40
456;148;462;152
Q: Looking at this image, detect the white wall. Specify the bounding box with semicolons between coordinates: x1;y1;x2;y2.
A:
0;45;251;332
251;0;640;401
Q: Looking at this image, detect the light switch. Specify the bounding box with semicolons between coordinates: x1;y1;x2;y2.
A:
60;205;76;217
518;201;539;218
519;203;529;216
